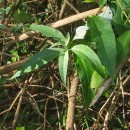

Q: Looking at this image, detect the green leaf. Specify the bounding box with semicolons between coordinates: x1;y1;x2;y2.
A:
74;56;94;110
30;24;65;43
58;50;69;85
0;76;6;84
84;0;95;3
16;126;25;130
50;42;64;48
71;44;105;77
112;1;130;35
10;48;61;79
90;71;104;89
116;30;130;63
88;16;117;79
98;0;107;7
13;10;31;23
10;50;19;62
65;32;70;46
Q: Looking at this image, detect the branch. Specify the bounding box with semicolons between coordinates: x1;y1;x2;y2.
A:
7;7;106;43
50;7;106;28
66;71;79;130
0;59;27;75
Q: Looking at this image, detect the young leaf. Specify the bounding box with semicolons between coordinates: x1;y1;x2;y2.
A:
30;24;65;43
74;56;95;110
88;16;117;79
10;48;61;79
116;30;130;63
65;33;70;46
71;44;105;77
50;42;64;48
58;50;69;86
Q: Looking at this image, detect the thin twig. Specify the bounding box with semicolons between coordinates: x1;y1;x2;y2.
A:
12;82;26;129
59;0;68;19
0;90;22;127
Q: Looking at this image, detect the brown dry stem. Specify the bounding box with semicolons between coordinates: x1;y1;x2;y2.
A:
66;71;79;130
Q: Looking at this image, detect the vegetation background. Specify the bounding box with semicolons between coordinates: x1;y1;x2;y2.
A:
0;0;130;130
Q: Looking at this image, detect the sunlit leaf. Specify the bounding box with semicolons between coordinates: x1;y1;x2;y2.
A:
16;126;25;130
112;1;130;35
116;30;130;63
83;0;95;3
10;48;61;79
30;24;65;43
65;33;70;46
98;0;107;7
71;44;105;77
90;71;104;89
88;16;117;79
58;50;69;85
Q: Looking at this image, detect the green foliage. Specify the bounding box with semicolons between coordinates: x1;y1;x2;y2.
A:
16;126;25;130
88;16;117;79
0;76;6;84
116;30;130;63
71;44;105;77
10;50;19;62
98;0;107;7
90;71;104;89
10;48;61;79
84;0;107;7
112;0;130;35
30;24;65;43
58;50;69;86
75;56;95;109
13;9;31;23
83;0;96;3
2;1;129;128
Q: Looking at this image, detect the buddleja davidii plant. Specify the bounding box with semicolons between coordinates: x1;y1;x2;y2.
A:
10;11;129;111
10;22;106;107
74;15;118;109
